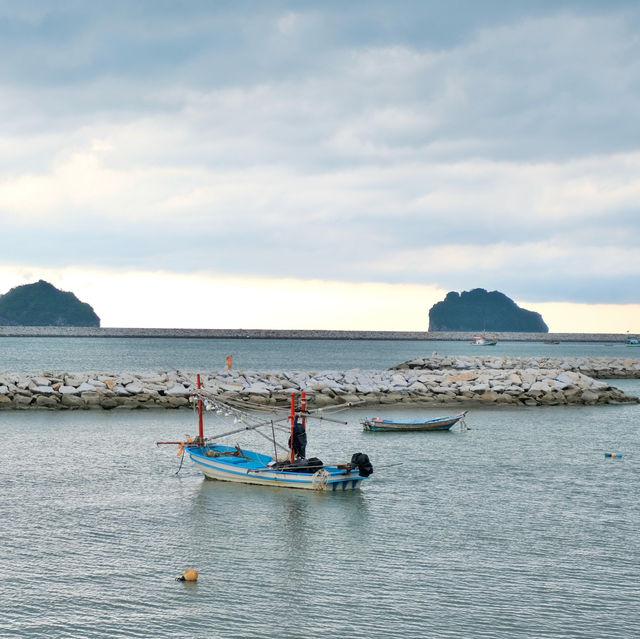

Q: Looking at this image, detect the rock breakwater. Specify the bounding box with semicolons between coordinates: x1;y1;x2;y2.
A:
393;355;640;378
0;362;636;410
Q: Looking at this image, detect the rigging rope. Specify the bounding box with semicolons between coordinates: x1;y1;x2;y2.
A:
311;468;330;490
187;389;348;456
175;448;186;475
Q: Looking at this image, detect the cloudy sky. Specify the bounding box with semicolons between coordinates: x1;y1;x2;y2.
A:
1;0;639;332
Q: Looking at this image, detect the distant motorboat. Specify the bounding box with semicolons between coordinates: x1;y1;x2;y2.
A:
626;337;640;346
470;333;497;346
362;411;468;432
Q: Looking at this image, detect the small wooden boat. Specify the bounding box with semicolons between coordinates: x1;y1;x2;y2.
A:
158;375;373;491
362;411;468;432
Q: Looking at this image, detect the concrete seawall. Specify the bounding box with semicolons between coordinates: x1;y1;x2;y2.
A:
0;326;637;342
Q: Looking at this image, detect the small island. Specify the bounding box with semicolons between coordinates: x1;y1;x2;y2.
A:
0;280;100;327
428;288;548;333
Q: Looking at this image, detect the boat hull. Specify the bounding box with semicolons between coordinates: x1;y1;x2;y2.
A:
470;334;497;345
362;412;467;432
186;445;367;491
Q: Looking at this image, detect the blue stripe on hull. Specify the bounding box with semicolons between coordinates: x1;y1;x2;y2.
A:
186;445;367;491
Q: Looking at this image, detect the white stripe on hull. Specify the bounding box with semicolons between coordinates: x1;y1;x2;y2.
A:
190;456;364;491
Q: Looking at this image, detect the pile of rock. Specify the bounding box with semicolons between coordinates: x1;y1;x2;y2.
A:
0;364;637;410
393;355;640;378
0;371;198;410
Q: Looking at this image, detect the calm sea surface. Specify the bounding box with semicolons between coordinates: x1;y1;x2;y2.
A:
1;338;639;638
0;336;636;372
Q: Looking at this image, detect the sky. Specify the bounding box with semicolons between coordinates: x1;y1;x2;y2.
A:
0;0;639;333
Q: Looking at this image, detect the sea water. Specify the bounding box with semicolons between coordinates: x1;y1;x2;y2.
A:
0;336;634;372
0;339;639;638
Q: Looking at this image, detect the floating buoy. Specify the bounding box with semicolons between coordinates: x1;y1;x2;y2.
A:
604;452;622;459
176;569;199;582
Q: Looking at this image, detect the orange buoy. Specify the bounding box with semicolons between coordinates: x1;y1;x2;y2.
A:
181;569;198;582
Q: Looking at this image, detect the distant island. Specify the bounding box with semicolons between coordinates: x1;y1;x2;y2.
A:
428;288;548;332
0;280;100;327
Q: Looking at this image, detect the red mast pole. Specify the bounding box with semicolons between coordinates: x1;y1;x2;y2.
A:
301;390;307;432
197;374;204;443
289;392;295;462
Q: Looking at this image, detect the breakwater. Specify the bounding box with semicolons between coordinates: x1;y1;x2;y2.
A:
393;354;640;378
1;356;637;410
0;326;637;342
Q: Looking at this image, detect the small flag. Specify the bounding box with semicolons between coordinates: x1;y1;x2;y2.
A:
225;354;233;370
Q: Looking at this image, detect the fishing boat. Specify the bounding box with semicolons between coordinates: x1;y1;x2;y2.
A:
362;411;468;432
626;337;640;346
158;375;373;491
470;333;497;346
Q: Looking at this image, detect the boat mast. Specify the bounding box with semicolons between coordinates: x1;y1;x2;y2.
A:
197;374;204;444
289;392;295;462
301;390;307;436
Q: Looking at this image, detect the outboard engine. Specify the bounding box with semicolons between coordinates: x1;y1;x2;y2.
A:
351;452;373;477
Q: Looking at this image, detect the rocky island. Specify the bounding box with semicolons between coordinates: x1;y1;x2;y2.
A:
429;288;548;332
0;280;100;327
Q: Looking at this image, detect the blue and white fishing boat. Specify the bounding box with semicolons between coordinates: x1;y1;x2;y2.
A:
362;411;468;432
186;444;370;491
626;336;640;346
158;375;373;491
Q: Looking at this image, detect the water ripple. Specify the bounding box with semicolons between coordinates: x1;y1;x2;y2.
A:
1;401;639;638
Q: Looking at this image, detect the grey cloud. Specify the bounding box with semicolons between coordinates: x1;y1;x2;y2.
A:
1;1;640;306
3;1;640;162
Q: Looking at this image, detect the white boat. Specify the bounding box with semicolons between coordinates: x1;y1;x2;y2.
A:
186;444;369;491
626;337;640;346
362;411;468;432
158;376;373;491
470;333;497;346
